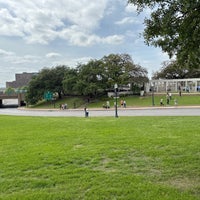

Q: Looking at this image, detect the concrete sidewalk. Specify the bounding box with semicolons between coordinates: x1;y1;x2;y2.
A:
18;105;200;111
0;105;194;117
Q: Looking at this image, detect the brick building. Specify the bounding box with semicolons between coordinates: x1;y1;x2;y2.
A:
6;72;37;88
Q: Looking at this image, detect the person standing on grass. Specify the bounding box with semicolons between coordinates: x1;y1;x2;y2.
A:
106;101;110;109
123;100;126;108
84;107;89;117
169;92;172;100
120;100;124;107
166;93;170;105
160;98;164;106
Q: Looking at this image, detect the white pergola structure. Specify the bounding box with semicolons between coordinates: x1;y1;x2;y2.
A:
147;78;200;93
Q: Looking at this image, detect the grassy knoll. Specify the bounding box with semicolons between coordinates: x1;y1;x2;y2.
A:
88;93;200;108
0;116;199;199
32;93;200;109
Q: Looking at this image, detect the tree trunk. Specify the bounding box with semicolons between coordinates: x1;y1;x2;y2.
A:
58;92;62;99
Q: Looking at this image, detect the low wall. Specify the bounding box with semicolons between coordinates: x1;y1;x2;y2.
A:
107;91;133;97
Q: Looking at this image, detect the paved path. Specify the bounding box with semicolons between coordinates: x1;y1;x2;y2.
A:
0;106;200;117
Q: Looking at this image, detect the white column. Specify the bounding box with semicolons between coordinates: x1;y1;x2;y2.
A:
195;81;198;92
166;80;168;92
175;80;178;92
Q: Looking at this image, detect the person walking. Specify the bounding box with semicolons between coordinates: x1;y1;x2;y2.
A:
84;107;89;117
166;93;170;105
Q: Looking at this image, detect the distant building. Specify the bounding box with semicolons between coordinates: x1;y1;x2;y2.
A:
6;72;37;88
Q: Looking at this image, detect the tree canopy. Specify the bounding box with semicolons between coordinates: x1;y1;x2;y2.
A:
128;0;200;68
101;54;148;88
152;60;200;79
26;54;148;104
26;66;70;104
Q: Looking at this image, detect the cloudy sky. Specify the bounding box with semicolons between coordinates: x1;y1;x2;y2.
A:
0;0;169;87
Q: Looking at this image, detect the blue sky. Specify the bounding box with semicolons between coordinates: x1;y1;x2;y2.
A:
0;0;169;87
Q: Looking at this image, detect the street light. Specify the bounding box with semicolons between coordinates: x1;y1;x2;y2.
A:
151;83;155;106
114;83;118;118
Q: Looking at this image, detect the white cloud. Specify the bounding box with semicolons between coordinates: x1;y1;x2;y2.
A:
50;56;93;68
115;17;140;25
125;4;138;13
0;0;171;87
0;0;109;45
59;26;96;46
0;48;41;64
12;55;41;64
125;3;152;16
59;25;123;46
0;8;25;37
102;35;124;45
0;49;15;57
46;52;62;58
156;51;170;62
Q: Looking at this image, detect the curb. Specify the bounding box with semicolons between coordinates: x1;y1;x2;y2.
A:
18;105;200;112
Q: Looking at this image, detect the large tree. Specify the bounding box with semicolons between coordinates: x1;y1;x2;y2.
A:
101;53;148;89
74;60;107;97
152;60;200;79
26;65;69;104
62;68;78;95
128;0;200;68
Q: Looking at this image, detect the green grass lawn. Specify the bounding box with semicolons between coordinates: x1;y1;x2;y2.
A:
32;93;200;109
88;93;200;108
0;116;199;199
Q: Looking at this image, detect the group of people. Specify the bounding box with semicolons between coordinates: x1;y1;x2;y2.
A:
102;101;110;109
160;92;177;106
160;92;171;106
102;99;127;109
60;103;67;110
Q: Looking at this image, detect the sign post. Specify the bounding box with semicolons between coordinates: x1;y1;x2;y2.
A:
44;91;53;101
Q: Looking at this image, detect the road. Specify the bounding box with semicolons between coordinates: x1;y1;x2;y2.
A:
0;107;200;117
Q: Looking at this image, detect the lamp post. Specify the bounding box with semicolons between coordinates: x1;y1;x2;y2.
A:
114;83;118;118
151;83;155;106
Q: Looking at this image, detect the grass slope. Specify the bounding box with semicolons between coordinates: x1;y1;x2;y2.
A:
0;116;199;199
32;94;200;109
